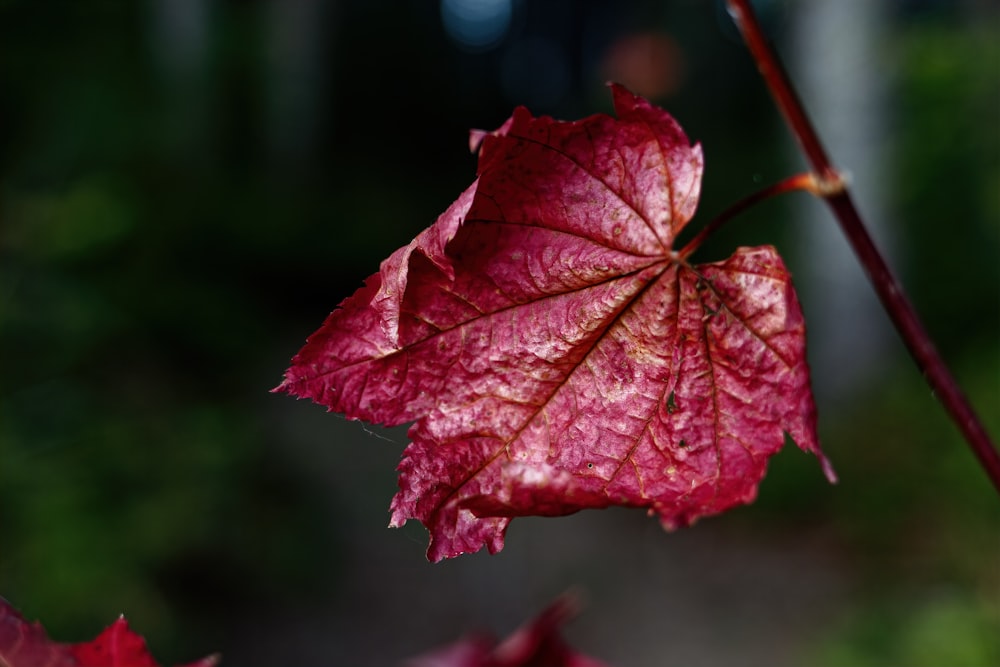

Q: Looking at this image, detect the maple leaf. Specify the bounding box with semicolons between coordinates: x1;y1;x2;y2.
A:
405;593;608;667
278;84;835;561
0;598;219;667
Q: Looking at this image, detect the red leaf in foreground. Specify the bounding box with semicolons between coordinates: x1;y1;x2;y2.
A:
405;594;608;667
0;598;218;667
278;84;835;561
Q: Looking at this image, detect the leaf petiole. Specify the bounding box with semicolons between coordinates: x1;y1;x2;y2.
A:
677;172;823;260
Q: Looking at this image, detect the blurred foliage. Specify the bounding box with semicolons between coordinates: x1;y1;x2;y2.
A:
891;13;1000;357
816;591;1000;667
749;345;999;663
0;0;996;665
0;1;354;657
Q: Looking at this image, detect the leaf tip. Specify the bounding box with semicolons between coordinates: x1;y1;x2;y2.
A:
469;115;515;154
820;455;838;485
606;80;651;116
179;652;223;667
270;377;291;395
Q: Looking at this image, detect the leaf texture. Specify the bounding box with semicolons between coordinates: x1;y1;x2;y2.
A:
278;84;834;561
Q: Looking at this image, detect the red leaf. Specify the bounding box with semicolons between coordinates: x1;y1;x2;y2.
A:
405;594;609;667
0;598;218;667
69;617;159;667
68;617;220;667
278;84;835;561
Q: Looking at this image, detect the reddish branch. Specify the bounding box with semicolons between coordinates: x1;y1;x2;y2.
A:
725;0;1000;494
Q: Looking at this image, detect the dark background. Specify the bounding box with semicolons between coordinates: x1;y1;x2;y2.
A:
1;1;997;665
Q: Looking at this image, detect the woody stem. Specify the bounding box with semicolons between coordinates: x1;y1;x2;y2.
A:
726;0;1000;493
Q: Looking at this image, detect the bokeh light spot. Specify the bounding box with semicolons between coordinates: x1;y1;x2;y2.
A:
441;0;512;52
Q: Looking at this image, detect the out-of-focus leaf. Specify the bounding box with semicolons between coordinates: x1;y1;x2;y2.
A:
0;598;218;667
405;594;608;667
0;597;77;667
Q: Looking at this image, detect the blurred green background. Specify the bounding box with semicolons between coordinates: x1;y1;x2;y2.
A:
1;1;997;665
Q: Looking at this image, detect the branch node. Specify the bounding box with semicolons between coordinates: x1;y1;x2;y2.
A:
807;170;851;197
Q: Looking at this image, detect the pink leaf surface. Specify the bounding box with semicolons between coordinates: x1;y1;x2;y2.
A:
278;84;835;561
